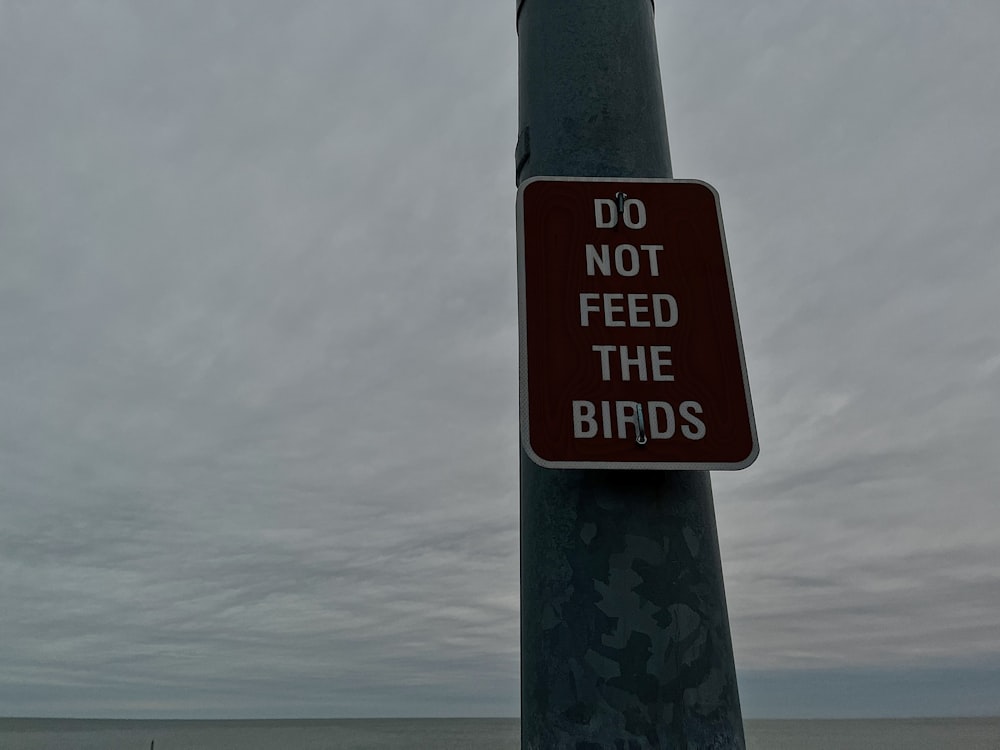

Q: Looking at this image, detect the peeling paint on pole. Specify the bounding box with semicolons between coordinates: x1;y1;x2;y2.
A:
517;1;746;747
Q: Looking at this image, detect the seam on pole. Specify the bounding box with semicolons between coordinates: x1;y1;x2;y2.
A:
515;127;530;185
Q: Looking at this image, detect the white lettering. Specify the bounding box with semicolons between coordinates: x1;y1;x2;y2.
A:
641;244;663;276
614;244;640;276
594;199;617;228
616;401;639;439
572;401;707;441
680;401;706;440
587;346;672;381
573;401;598;438
649;402;676;439
622;198;646;229
579;293;600;326
653;294;678;327
619;346;648;382
591;345;616;381
603;293;625;327
650;346;674;381
585;244;611;276
627;294;650;327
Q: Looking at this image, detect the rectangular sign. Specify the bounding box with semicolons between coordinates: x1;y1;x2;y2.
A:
516;176;758;470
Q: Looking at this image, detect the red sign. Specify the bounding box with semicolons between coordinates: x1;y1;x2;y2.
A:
516;177;757;470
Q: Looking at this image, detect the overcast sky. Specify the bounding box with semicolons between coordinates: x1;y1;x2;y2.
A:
1;0;998;720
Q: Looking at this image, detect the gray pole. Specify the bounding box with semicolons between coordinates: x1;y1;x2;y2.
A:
516;2;746;748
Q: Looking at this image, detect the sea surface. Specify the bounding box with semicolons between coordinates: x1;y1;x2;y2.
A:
1;716;998;749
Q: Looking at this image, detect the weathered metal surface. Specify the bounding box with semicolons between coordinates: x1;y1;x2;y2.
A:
516;0;670;182
517;1;746;747
516;0;655;33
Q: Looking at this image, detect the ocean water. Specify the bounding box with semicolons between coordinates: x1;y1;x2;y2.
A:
744;717;1000;749
0;718;517;750
1;716;998;749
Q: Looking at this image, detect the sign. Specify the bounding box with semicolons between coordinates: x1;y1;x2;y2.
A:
516;177;758;470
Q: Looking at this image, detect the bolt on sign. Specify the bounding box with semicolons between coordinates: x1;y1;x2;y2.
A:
516;177;758;470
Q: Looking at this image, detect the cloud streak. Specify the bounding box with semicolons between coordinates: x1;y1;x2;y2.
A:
0;0;998;718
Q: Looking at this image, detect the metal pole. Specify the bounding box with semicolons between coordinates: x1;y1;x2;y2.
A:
516;2;746;748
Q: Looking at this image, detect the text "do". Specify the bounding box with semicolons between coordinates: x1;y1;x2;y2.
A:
594;197;647;230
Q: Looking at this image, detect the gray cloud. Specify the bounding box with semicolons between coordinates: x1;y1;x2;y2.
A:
1;0;998;719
